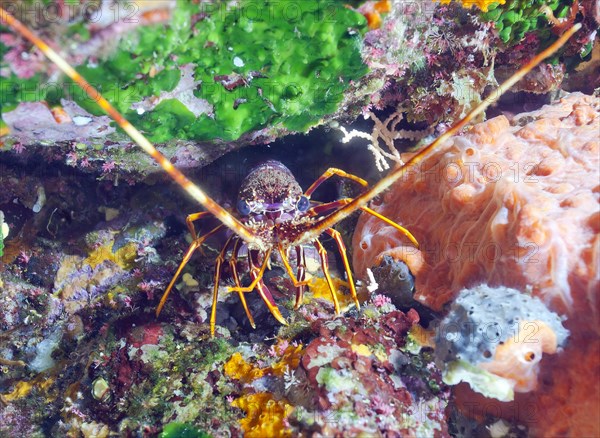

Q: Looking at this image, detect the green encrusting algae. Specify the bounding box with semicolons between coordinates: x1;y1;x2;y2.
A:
481;0;575;44
2;0;369;143
159;422;211;438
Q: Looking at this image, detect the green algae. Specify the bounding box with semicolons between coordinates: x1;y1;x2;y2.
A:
0;72;45;114
481;0;574;43
5;0;368;143
2;1;368;142
316;367;361;394
160;422;211;438
124;332;239;431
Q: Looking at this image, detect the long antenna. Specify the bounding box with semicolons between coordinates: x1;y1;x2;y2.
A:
302;24;582;242
0;7;258;245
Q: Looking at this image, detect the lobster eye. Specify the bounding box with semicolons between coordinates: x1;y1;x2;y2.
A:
297;196;310;212
237;199;251;216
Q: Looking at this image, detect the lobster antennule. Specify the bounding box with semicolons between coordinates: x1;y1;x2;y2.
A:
302;23;583;243
0;7;258;245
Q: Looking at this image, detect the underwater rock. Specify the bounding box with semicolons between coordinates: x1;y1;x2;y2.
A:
370;255;415;307
293;310;449;437
223;306;450;437
369;254;438;324
28;328;62;373
4;0;596;182
1;0;369;177
353;92;600;436
354;0;597;152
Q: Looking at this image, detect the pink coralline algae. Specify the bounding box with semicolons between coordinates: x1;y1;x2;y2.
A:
297;310;450;437
352;92;599;436
0;33;48;79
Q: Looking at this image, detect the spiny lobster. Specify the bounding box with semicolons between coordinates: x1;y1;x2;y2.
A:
0;6;581;335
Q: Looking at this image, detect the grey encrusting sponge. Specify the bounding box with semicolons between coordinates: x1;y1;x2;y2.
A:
433;284;569;401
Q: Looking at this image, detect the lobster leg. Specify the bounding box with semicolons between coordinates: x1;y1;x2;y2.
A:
325;228;360;310
295;246;307;309
310;198;419;248
156;224;224;317
186;211;212;240
276;243;309;309
359;204;419;247
254;278;288;326
244;249;287;325
304;168;368;198
229;239;256;329
314;238;341;314
276;244;304;287
210;234;239;336
227;247;272;293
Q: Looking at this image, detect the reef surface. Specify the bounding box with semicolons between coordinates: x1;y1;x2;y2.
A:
1;1;598;437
